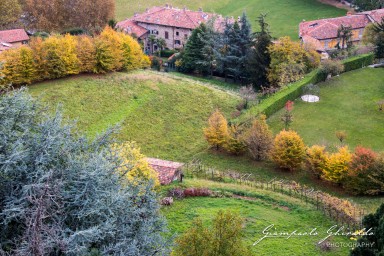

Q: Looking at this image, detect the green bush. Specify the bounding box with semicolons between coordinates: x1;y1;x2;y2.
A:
160;49;177;58
236;54;375;124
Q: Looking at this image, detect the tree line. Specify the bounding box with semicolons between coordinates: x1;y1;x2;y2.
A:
0;27;150;88
0;0;115;33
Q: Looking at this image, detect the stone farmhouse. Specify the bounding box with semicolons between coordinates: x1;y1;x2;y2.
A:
0;29;29;52
145;158;184;185
299;8;384;53
117;5;231;54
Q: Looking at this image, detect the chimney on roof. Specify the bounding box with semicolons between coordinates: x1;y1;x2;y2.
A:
347;11;352;16
183;6;187;11
237;16;241;22
146;8;149;13
165;4;169;8
198;7;203;12
134;12;138;17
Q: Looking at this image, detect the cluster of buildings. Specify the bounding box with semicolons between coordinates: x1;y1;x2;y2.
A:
1;6;384;57
116;5;231;54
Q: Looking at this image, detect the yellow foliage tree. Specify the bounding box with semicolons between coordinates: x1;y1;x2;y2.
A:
322;146;352;184
76;35;96;73
120;33;150;71
267;36;320;86
223;124;246;155
114;142;160;187
29;37;48;81
38;34;80;79
94;26;123;73
243;115;273;161
0;46;35;85
305;145;327;179
203;109;229;150
270;130;306;171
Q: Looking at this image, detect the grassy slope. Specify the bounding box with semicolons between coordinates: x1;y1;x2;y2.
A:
115;0;345;39
162;179;350;256
29;71;240;161
268;68;384;152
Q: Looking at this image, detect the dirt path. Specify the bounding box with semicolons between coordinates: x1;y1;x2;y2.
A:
317;0;355;13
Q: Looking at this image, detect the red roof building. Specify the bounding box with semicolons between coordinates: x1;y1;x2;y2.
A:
117;5;231;54
0;29;29;52
299;9;384;52
146;158;183;185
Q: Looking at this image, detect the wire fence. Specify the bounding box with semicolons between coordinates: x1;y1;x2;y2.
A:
182;160;365;229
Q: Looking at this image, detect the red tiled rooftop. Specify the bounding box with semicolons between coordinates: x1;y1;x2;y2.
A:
0;29;29;43
116;19;149;38
300;9;384;40
146;158;184;185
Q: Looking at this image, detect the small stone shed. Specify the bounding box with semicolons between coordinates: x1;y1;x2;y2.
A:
145;158;184;185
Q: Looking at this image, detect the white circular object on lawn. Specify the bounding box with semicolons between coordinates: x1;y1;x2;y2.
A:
301;94;319;102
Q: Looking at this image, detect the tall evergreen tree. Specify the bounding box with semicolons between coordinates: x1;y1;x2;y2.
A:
181;23;207;73
246;13;272;87
197;18;220;76
217;13;251;83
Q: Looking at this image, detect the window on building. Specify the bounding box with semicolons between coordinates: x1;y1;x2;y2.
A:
165;31;169;39
184;34;188;39
151;30;158;35
176;31;179;36
175;40;181;45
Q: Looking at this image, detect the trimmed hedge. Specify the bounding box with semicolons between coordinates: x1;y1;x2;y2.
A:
342;53;374;72
236;53;375;124
160;49;177;58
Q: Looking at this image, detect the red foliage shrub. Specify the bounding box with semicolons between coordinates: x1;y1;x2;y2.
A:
350;146;377;173
184;188;212;197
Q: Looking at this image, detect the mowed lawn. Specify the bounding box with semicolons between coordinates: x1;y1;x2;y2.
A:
115;0;345;39
268;68;384;152
162;179;351;256
29;71;240;161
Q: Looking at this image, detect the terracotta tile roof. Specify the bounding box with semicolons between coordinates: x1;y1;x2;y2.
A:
146;158;184;185
300;14;369;40
118;6;230;34
361;8;384;22
116;19;149;38
302;35;325;52
0;29;29;43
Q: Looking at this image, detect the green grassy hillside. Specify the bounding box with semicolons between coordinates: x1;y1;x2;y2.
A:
268;68;384;152
115;0;345;39
162;179;351;255
29;71;240;161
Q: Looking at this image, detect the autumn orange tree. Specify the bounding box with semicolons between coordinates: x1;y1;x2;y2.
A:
270;130;306;171
76;35;96;73
344;146;380;195
243;115;273;161
204;109;229;150
322;146;352;184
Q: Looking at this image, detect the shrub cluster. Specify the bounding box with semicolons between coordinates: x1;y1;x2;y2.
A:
184;188;212;197
0;26;150;88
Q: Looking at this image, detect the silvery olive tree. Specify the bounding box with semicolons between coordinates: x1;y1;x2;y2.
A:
0;89;169;255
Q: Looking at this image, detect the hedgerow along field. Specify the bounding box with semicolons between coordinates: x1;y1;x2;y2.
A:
28;71;240;161
115;0;345;39
162;179;351;256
